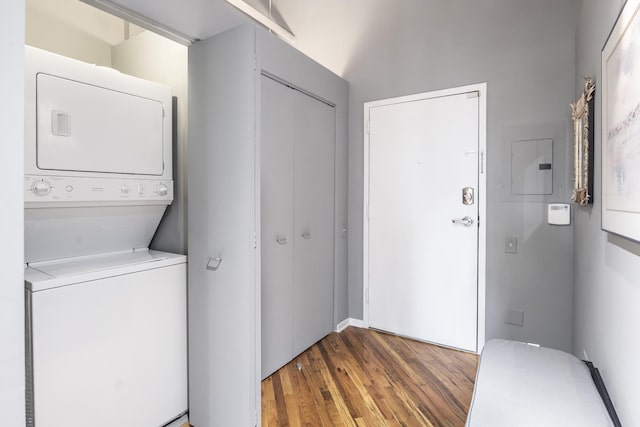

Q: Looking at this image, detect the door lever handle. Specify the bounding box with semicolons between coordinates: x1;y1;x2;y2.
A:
451;216;474;226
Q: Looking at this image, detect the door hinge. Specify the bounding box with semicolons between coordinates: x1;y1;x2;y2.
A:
253;233;257;249
480;151;485;174
466;91;480;99
253;55;257;71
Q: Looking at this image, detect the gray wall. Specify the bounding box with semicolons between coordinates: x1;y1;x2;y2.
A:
0;1;25;425
273;0;580;351
574;1;640;425
345;0;579;351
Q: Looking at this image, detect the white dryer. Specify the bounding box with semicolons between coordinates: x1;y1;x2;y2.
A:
23;46;187;427
24;45;174;263
25;250;187;427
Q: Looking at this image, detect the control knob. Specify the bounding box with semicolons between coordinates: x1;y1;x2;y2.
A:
156;183;169;196
32;180;52;196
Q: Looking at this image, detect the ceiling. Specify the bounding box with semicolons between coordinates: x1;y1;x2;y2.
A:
29;0;293;48
103;0;250;41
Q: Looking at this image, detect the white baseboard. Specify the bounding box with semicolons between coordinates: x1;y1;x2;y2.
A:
335;318;365;333
163;413;189;427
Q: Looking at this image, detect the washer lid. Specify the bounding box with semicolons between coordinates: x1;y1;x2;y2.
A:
26;249;186;292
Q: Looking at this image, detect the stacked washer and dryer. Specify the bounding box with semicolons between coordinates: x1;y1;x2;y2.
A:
23;46;188;427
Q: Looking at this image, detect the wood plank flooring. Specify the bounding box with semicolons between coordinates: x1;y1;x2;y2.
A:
262;327;479;427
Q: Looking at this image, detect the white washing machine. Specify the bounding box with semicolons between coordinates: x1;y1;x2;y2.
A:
24;46;187;427
25;250;187;427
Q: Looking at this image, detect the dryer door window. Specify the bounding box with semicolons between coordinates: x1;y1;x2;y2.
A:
36;73;164;175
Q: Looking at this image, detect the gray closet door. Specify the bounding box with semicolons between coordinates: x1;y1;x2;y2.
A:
261;76;336;378
261;76;295;379
188;25;259;426
292;89;335;356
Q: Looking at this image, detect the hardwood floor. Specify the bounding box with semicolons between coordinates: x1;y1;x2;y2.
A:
262;327;479;427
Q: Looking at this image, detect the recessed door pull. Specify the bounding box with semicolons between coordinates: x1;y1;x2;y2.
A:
276;236;287;245
206;256;223;271
302;232;311;239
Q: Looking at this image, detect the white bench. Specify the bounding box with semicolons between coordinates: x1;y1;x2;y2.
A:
466;339;619;427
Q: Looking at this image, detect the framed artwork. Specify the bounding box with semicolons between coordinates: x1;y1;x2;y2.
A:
602;0;640;241
571;77;595;205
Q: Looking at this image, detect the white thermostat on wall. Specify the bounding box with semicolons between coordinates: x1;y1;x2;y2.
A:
548;203;571;225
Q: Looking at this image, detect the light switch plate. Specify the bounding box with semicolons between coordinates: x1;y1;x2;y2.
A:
505;236;517;254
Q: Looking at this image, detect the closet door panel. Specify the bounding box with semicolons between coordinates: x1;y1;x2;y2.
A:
260;76;295;379
187;26;259;426
292;91;336;356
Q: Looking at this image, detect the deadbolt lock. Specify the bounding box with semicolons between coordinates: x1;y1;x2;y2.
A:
463;187;475;205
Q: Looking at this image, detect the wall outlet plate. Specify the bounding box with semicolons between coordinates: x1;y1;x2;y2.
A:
504;308;524;326
505;236;518;254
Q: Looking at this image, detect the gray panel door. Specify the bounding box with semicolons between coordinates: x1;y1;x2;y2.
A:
292;89;335;356
261;76;295;379
187;26;259;426
261;76;335;377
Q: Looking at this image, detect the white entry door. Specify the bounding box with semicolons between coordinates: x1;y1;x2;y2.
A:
364;85;485;353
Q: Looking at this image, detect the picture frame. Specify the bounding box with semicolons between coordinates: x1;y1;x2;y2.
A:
601;0;640;241
571;77;595;205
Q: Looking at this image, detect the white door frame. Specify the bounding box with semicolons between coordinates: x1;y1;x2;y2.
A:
362;83;487;353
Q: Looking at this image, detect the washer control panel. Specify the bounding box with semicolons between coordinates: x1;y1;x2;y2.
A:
25;175;173;204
